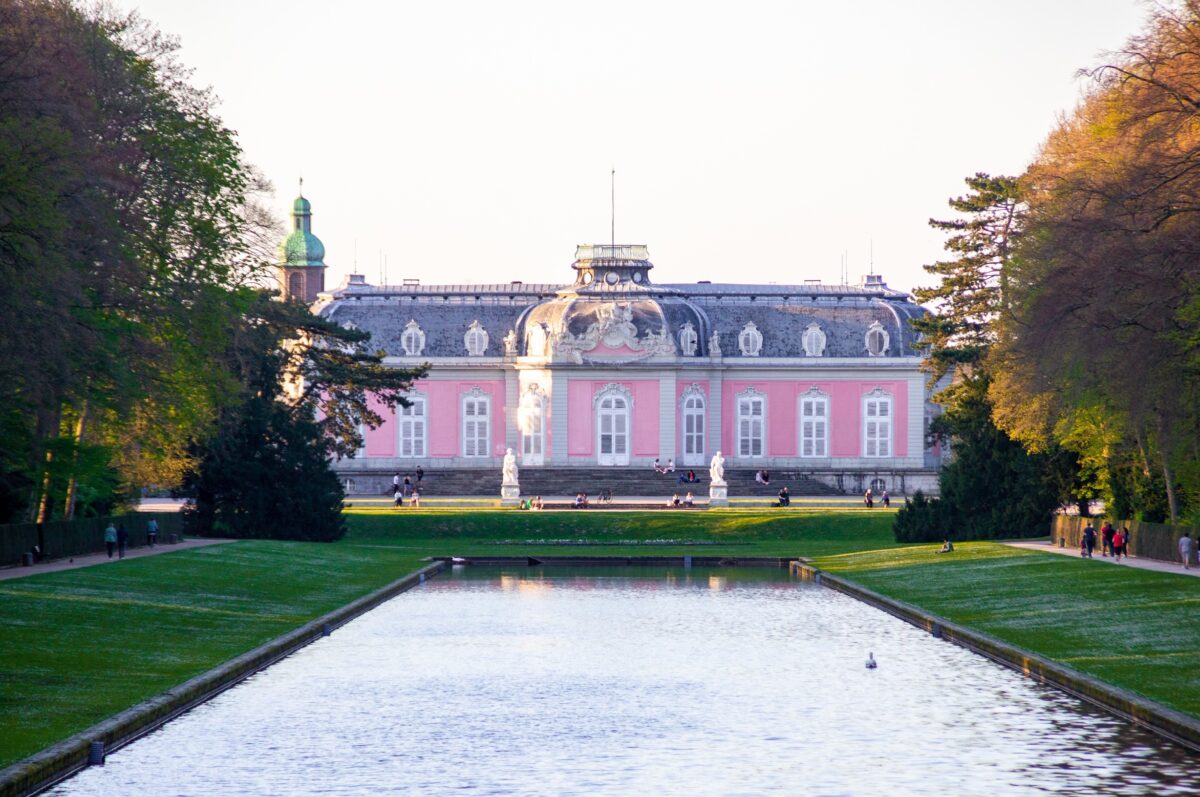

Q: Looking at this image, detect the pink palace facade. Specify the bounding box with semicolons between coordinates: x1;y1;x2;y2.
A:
286;199;946;495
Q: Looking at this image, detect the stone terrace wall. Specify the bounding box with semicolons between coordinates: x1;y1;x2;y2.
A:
1052;516;1199;565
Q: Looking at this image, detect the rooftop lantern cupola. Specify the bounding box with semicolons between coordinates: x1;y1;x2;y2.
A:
571;244;654;291
276;180;327;303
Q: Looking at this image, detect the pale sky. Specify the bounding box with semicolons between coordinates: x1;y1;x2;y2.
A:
131;0;1148;294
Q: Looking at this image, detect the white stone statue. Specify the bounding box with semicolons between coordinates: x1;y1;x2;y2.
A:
709;330;722;356
503;329;518;356
709;450;726;486
501;447;519;485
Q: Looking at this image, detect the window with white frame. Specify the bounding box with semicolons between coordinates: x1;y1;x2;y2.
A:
679;322;698;356
464;320;488;356
737;390;765;457
802;323;826;357
799;389;829;457
863;388;892;457
462;390;490;458
519;385;545;465
401;320;426;356
680;385;705;464
738;322;763;357
865;321;890;357
397;394;426;457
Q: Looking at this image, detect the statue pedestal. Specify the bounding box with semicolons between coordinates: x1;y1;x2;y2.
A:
708;484;728;507
500;483;520;506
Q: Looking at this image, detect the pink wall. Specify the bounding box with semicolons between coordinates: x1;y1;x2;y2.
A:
567;379;660;458
368;379;506;458
722;380;908;458
631;381;660;456
364;394;396;457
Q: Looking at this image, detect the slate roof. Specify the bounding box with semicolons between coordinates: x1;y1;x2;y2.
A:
319;274;927;359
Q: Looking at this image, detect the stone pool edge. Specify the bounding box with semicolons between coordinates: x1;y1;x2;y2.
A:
792;561;1200;753
0;560;447;797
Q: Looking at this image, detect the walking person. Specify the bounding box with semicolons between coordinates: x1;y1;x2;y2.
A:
1112;528;1125;562
104;522;117;559
116;523;129;560
416;466;424;483
403;474;413;497
864;488;873;508
881;490;890;508
1101;521;1115;557
1082;523;1096;558
1179;532;1194;570
392;471;401;494
146;518;159;548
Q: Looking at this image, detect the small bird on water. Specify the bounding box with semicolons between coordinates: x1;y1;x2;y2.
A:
865;652;877;669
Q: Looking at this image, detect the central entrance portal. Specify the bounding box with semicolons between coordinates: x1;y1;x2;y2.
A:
597;393;630;466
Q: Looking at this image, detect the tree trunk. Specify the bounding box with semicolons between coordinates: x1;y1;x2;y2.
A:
28;406;62;523
1162;458;1179;525
62;401;90;520
1077;498;1091;517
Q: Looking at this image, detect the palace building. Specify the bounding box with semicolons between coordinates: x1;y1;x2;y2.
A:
279;193;945;497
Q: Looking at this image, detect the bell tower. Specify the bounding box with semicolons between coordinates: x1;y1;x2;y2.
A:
276;180;327;303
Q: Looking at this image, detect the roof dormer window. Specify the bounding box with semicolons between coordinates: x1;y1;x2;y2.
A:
738;322;763;357
401;320;426;357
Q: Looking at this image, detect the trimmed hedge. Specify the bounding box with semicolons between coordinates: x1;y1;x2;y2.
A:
0;513;184;567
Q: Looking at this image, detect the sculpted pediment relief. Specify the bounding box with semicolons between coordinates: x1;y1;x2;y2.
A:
553;301;677;363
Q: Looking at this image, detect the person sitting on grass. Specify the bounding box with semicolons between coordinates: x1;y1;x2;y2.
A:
937;538;954;554
776;486;790;507
684;491;694;507
410;487;420;507
393;488;403;509
533;495;544;510
668;493;681;508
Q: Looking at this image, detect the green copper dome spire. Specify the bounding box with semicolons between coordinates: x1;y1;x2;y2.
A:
278;179;326;267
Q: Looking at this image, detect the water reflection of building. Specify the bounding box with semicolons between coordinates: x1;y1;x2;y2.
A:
280;194;946;495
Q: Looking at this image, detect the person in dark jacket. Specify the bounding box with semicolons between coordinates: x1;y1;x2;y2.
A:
1082;524;1096;558
116;523;129;559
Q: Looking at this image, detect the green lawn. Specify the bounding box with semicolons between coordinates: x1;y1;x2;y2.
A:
4;509;1200;770
813;542;1200;719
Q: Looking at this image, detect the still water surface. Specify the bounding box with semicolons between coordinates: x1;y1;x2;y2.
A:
47;566;1200;796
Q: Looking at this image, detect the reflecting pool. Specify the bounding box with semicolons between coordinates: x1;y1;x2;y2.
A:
46;566;1200;796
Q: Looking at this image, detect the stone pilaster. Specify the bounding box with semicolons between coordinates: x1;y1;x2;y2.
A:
550;369;570;465
658;372;676;462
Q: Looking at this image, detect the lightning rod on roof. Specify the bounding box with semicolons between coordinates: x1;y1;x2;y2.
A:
611;167;615;249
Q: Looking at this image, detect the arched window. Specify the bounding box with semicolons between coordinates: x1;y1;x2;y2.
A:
863;388;892;457
679;322;698;356
802;323;826;357
736;388;766;458
594;384;633;466
519;384;546;466
680;384;705;465
865;321;890;357
738;322;763;357
464;320;489;356
799;388;829;457
288;272;304;299
397;393;427;457
462;388;490;457
401;320;426;357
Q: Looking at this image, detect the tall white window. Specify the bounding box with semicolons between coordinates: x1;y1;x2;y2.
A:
398;395;426;457
680;385;706;466
863;388;892;458
799;389;829;457
679;323;698;357
464;320;489;356
595;384;632;466
401;320;426;356
737;390;765;458
519;385;545;466
462;390;490;458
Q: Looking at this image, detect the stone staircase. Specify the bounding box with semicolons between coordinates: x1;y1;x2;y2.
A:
342;466;841;498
